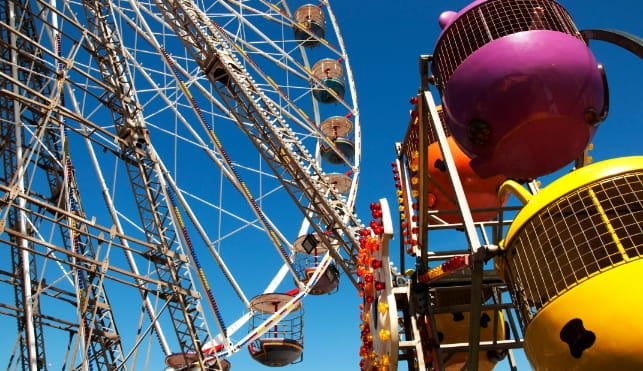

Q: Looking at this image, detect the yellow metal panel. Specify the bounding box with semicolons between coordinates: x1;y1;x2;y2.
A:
524;259;643;370
435;310;507;371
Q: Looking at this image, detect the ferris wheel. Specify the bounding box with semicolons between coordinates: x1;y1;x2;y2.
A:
0;0;363;369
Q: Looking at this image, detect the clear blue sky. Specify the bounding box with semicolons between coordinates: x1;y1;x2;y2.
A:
224;1;642;371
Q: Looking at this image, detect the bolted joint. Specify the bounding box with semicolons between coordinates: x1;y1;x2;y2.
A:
472;244;499;262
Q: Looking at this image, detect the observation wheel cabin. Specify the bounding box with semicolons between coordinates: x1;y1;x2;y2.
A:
164;352;231;371
293;233;340;295
293;4;326;47
320;115;355;166
312;58;346;104
248;293;304;367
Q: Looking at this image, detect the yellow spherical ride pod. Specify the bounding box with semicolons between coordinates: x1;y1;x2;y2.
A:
434;310;507;371
497;156;643;371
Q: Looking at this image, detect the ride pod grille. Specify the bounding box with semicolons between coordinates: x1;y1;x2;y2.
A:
505;171;643;318
433;0;580;85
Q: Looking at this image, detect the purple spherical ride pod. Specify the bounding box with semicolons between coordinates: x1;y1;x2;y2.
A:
432;0;607;179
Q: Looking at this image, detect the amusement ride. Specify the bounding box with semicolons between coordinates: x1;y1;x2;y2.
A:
0;0;641;370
